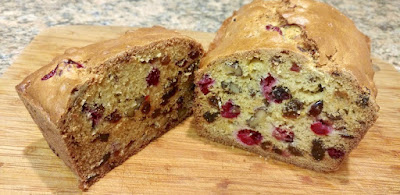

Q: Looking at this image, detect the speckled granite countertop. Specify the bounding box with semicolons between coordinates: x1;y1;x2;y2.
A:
1;0;399;75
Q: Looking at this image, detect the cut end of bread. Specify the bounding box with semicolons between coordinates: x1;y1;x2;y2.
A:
67;39;202;187
194;48;377;171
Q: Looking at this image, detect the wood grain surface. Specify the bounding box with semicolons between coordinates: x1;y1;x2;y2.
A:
0;25;399;194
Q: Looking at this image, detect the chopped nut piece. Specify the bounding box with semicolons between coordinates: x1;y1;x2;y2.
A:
105;110;122;123
221;81;241;94
246;107;268;128
282;99;304;119
225;61;243;76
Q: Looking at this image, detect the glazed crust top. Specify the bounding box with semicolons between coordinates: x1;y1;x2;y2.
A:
201;0;376;97
16;26;201;125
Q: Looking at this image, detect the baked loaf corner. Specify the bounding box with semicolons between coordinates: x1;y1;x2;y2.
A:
16;26;204;189
194;0;378;171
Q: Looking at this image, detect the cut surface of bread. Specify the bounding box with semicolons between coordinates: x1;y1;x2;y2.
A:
194;0;378;172
16;26;203;190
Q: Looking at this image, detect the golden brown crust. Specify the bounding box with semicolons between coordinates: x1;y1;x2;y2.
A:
202;0;377;98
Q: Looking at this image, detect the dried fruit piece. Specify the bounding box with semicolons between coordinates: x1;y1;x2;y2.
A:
207;96;220;108
126;140;135;149
82;103;105;128
151;108;161;118
221;81;228;89
237;129;263;146
65;59;84;68
189;50;200;59
272;127;294;143
308;100;323;117
160;55;171;65
221;100;241;118
263;99;270;107
166;76;179;88
146;67;160;86
334;90;348;98
332;71;341;76
41;65;59;80
281;50;290;54
310;121;333;135
290;62;301;72
71;87;79;94
250;89;257;97
288;145;303;156
197;74;214;95
270;86;291;103
141;101;151;114
282;99;304;118
161;86;178;106
90;105;105;128
99;134;110;142
265;24;282;35
246;108;267;128
340;134;355;139
149;58;158;64
203;111;219;123
311;139;325;161
297;42;318;56
260;141;272;150
282;150;291;157
327;148;345;159
317;84;325;92
190;83;195;91
105;110;122;123
43;59;85;79
101;152;111;166
260;73;276;99
272;146;283;155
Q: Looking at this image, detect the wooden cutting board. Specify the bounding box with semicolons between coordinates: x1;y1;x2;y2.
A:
0;25;399;194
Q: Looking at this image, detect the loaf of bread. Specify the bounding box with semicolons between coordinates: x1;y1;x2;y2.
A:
16;26;203;189
194;0;378;171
